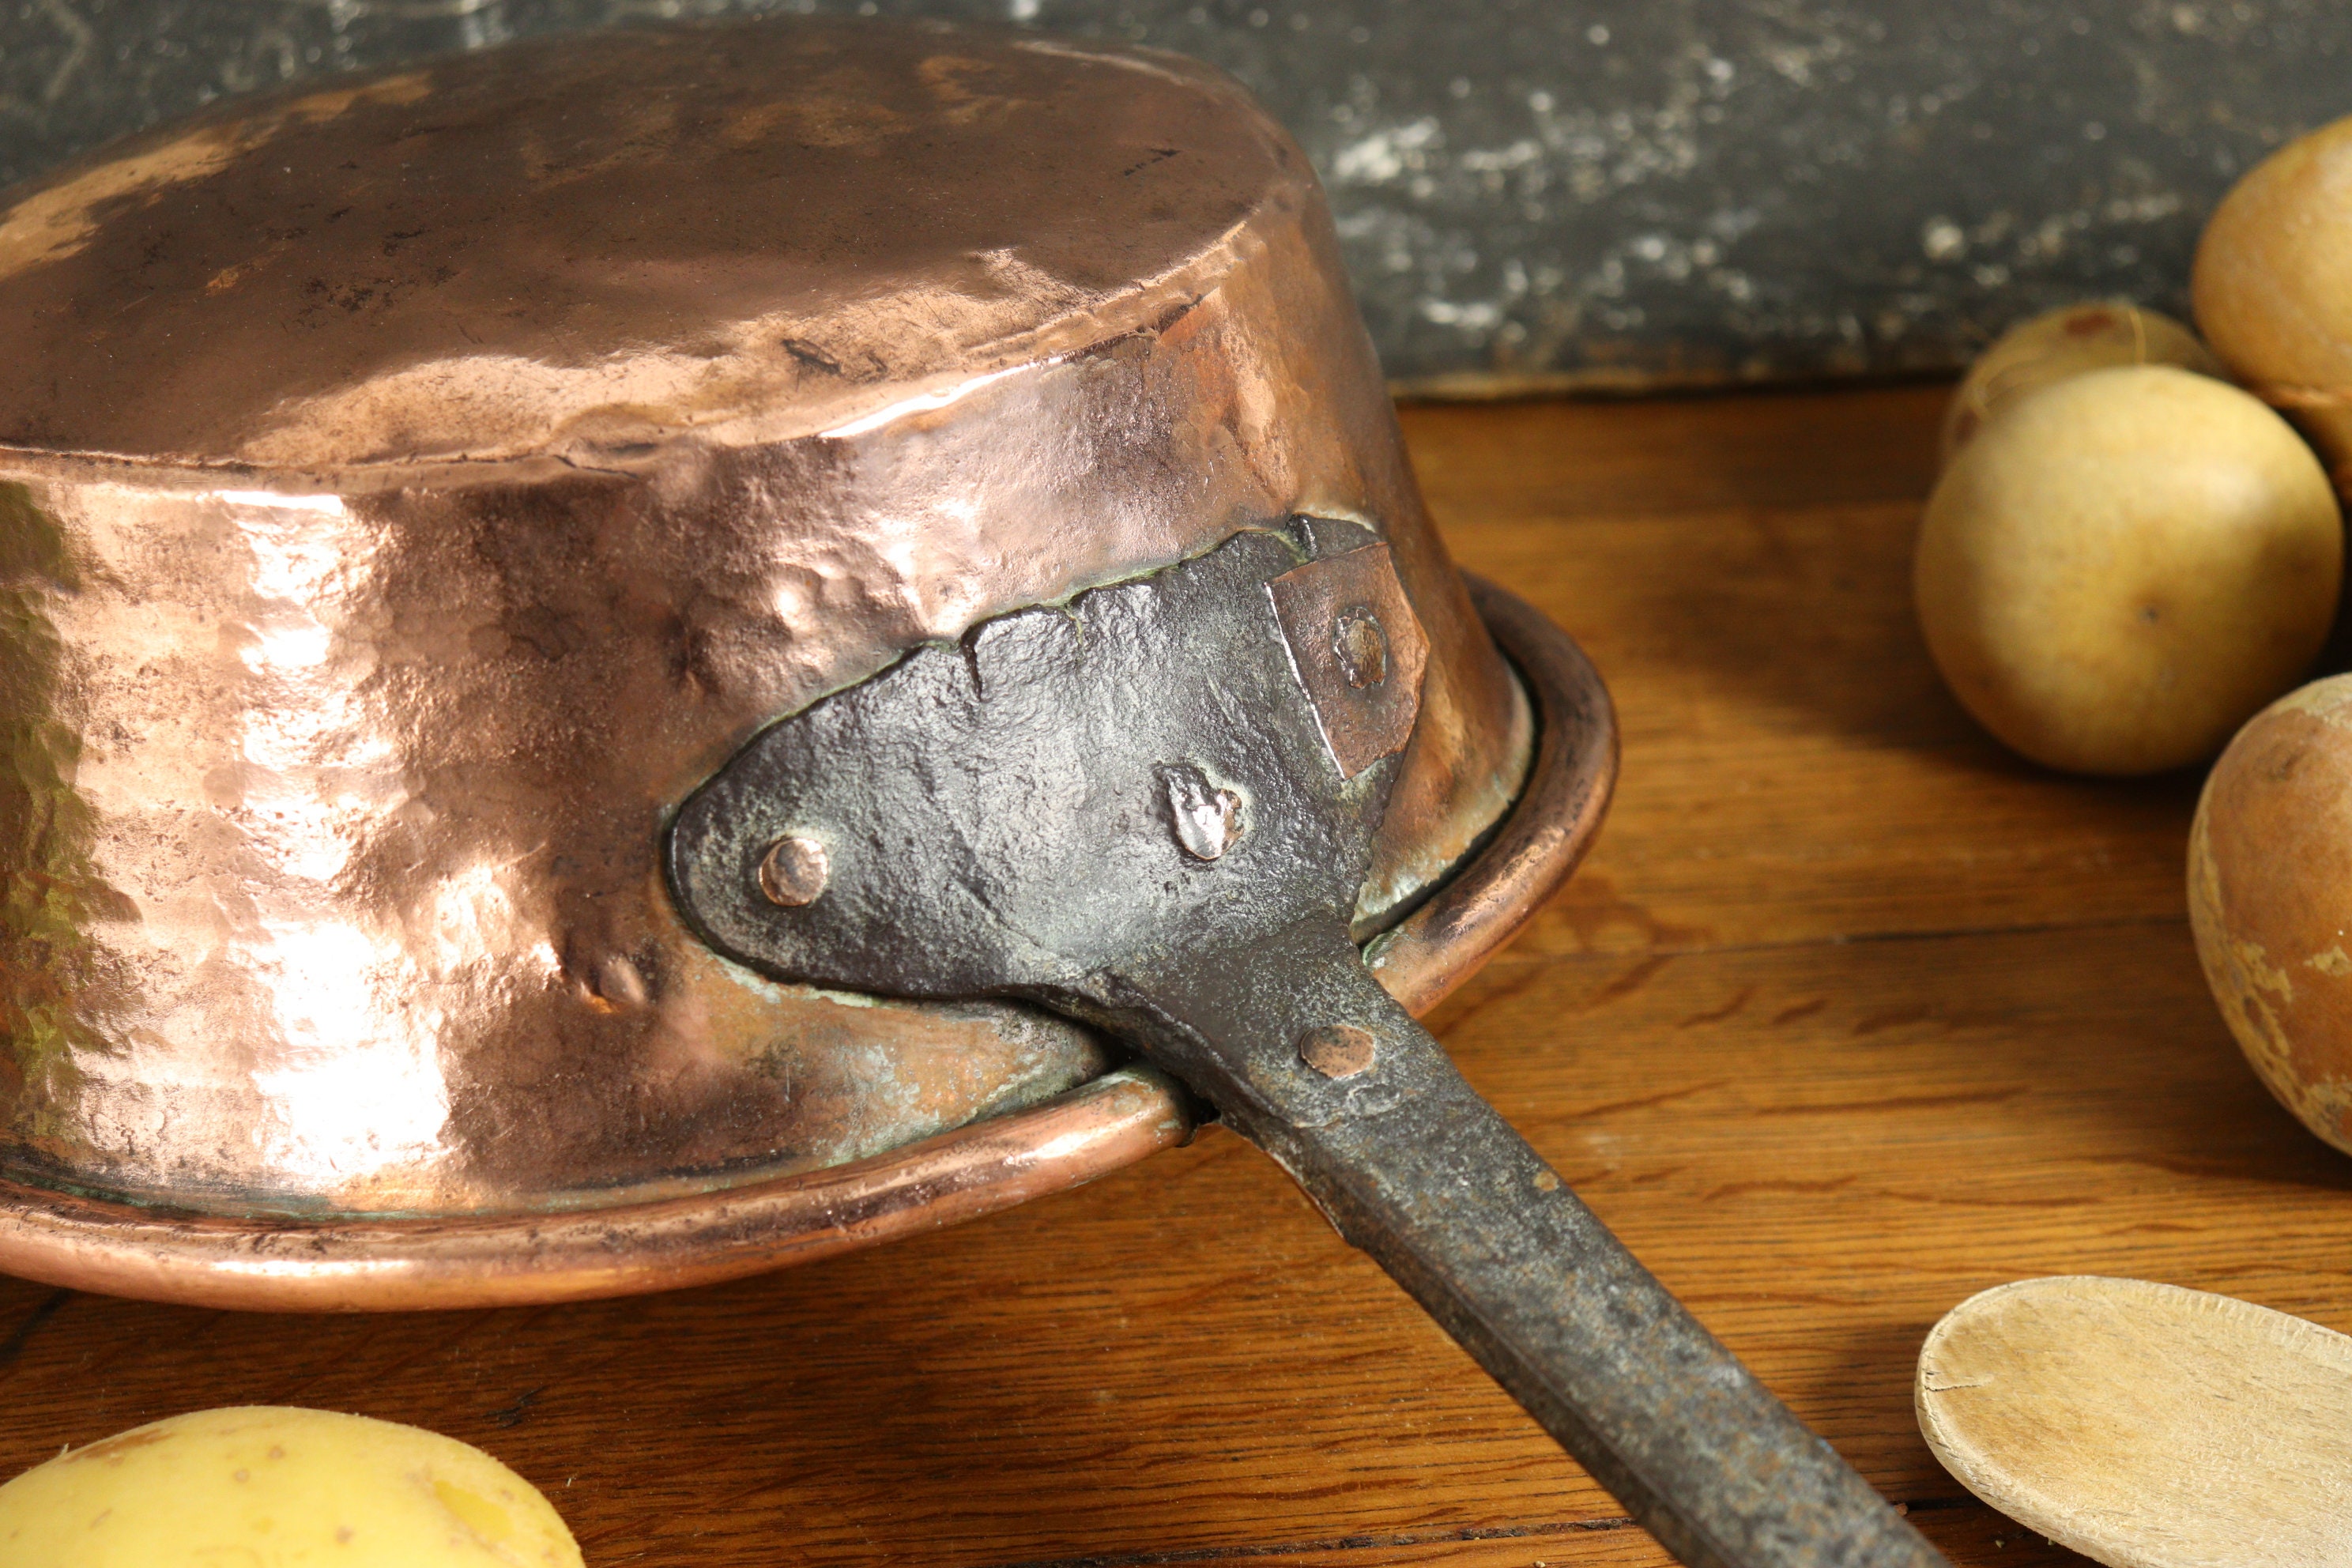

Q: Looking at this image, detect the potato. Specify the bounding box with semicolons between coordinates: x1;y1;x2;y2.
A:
0;1405;582;1566
1942;302;2224;467
1915;364;2342;775
2194;112;2352;495
2191;674;2352;1155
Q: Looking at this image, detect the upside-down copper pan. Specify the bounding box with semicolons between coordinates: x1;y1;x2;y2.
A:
0;13;1544;1292
0;21;1943;1567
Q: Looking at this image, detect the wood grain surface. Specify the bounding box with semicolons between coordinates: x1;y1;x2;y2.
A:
5;383;2350;1567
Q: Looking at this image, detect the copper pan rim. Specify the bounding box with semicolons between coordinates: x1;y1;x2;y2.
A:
0;579;1615;1312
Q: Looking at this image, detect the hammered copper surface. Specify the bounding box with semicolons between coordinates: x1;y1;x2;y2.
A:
0;581;1608;1310
0;19;1528;1225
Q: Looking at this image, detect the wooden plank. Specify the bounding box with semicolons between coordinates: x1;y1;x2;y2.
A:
1059;1505;2081;1568
2;383;2329;1568
1400;385;1950;518
0;925;2316;1566
1415;389;2201;956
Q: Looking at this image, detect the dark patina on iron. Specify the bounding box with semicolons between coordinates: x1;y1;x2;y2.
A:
668;520;1949;1568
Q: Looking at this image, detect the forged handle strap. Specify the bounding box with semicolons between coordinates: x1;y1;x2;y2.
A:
1118;926;1951;1568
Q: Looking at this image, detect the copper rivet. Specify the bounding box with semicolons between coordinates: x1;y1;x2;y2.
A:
1332;608;1388;690
1298;1023;1377;1080
758;836;830;906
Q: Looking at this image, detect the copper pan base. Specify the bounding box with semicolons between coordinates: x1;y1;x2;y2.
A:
0;579;1614;1311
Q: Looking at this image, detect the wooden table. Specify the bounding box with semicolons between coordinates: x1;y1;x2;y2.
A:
6;384;2346;1566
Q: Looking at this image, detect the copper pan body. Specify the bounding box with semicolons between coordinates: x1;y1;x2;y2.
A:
0;17;1608;1307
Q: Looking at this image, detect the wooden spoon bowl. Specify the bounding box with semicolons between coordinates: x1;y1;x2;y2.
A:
1917;1276;2352;1568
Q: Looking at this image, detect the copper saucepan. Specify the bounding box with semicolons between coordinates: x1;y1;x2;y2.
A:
0;21;1938;1567
0;15;1562;1298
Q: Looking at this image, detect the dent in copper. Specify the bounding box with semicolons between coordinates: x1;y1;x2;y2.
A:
0;18;1528;1231
0;584;1610;1310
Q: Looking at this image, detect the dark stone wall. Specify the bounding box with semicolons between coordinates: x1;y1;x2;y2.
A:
3;0;2346;391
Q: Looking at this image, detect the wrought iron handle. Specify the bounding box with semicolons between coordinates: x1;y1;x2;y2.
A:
668;520;1948;1568
1121;923;1951;1568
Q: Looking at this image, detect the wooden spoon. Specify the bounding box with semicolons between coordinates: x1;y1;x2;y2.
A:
1916;1276;2352;1568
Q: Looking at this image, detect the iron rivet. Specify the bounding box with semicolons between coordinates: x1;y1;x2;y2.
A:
1298;1023;1377;1080
758;835;830;906
1332;607;1388;690
1160;763;1243;861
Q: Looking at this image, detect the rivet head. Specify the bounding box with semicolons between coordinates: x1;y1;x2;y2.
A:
1332;608;1388;690
1298;1023;1377;1080
1159;763;1243;861
758;835;830;906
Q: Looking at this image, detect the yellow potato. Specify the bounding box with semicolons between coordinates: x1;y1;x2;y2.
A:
1941;301;2223;467
2194;112;2352;494
1915;364;2342;775
0;1405;582;1567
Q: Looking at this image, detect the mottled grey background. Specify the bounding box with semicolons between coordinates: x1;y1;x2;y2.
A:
2;0;2347;390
